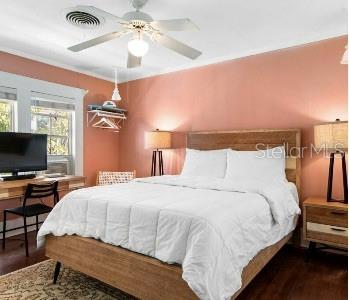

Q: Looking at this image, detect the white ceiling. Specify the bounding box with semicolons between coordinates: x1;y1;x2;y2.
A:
0;0;347;83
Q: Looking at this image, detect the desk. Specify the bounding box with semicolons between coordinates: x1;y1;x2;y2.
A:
0;175;86;201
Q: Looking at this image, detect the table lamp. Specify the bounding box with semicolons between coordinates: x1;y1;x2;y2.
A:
314;119;348;203
145;129;171;176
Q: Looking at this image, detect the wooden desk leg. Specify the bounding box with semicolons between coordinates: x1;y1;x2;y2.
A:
53;261;61;284
2;211;6;250
306;241;316;262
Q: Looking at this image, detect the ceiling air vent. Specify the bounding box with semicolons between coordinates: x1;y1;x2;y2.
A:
64;7;104;29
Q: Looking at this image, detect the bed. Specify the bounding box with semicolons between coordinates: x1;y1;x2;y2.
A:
39;129;301;300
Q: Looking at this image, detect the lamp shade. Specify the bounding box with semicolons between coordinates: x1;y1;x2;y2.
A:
314;120;348;151
145;130;171;149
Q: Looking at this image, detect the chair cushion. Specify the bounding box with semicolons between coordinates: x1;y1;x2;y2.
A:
6;204;52;217
98;171;135;185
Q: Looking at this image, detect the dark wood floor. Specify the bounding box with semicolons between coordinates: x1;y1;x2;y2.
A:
238;246;347;300
0;233;347;300
0;231;47;276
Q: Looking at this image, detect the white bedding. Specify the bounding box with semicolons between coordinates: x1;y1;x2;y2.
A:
38;175;300;300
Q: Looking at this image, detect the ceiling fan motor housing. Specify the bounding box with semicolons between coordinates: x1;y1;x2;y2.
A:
122;11;153;23
129;0;148;11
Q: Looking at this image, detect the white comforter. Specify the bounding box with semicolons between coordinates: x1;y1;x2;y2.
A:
38;175;300;300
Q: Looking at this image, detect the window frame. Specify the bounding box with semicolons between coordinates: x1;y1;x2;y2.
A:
0;98;16;132
31;106;73;157
0;71;85;175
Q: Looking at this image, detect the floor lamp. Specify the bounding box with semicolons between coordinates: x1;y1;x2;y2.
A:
314;119;348;204
145;129;171;176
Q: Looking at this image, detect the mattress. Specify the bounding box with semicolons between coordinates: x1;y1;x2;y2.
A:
38;175;300;300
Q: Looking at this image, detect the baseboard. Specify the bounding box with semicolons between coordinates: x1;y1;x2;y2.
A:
0;214;48;239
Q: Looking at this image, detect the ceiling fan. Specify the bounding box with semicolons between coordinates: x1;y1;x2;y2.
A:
68;0;202;68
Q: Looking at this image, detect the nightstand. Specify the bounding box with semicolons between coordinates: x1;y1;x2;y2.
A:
303;197;347;258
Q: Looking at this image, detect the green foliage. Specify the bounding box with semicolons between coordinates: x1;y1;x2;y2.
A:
31;107;71;155
0;102;11;132
0;103;71;156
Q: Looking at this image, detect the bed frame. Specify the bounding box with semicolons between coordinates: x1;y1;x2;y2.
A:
46;129;301;300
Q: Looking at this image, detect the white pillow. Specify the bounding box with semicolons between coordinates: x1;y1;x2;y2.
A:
225;146;286;183
181;148;228;178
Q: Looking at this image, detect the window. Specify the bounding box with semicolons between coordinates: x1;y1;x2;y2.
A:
31;95;75;174
0;100;14;132
31;106;72;155
0;86;16;132
0;72;84;175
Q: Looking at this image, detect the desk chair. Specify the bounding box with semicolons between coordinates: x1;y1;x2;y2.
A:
2;181;59;257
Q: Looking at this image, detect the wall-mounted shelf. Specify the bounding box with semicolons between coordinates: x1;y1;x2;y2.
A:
87;109;127;132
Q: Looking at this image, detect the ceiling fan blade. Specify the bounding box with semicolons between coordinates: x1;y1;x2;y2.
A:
127;52;142;68
68;31;127;52
78;6;127;24
154;34;202;59
151;18;199;31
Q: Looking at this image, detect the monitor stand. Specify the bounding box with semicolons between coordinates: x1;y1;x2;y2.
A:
1;172;36;181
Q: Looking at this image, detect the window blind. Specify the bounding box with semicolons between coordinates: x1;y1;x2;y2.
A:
0;86;17;101
31;91;75;111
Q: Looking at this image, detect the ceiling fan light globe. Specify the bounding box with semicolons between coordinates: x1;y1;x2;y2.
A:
128;38;149;57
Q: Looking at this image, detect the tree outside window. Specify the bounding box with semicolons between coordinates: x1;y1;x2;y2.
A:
0;101;13;132
31;106;72;156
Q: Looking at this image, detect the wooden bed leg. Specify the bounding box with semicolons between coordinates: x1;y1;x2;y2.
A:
53;262;61;284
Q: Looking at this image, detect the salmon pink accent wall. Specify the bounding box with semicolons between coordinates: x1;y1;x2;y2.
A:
118;36;348;201
0;51;117;186
0;52;118;221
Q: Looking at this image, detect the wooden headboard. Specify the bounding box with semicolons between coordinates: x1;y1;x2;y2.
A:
186;129;301;193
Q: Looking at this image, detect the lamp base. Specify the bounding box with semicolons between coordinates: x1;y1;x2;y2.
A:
151;150;164;176
327;152;348;205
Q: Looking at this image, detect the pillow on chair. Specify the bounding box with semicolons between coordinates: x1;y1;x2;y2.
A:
97;171;136;185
